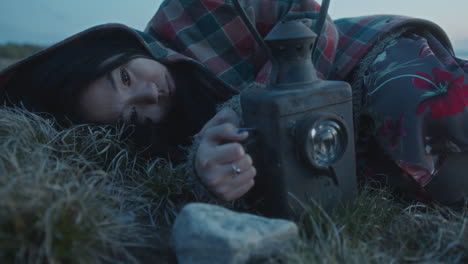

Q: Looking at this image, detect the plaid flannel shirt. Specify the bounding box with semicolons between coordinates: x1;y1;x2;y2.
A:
0;0;454;109
145;0;453;93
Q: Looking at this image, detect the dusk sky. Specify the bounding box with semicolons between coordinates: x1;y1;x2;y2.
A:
1;0;467;55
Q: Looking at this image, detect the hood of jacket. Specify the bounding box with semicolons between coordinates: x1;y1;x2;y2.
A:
0;23;236;112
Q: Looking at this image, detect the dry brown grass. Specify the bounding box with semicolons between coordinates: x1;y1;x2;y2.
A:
0;107;467;264
0;107;213;263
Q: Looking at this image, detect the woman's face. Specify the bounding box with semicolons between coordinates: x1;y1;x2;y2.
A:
78;57;176;124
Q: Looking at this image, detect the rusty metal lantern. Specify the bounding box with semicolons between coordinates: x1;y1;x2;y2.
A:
241;19;357;219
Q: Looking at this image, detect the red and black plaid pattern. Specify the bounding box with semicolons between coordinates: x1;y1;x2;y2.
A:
147;0;278;88
146;0;341;88
146;0;455;90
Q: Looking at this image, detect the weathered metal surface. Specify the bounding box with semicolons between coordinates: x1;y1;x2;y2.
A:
241;20;357;219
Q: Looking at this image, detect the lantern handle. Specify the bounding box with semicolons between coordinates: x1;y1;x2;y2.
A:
232;0;331;84
312;0;331;57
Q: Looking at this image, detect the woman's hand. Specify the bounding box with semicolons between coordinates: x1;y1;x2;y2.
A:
194;108;256;201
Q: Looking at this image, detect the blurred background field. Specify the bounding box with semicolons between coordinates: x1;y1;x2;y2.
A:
0;58;16;70
0;43;43;59
0;43;44;69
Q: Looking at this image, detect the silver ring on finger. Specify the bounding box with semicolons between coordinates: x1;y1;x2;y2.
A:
231;163;242;177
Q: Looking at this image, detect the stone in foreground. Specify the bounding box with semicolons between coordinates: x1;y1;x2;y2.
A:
171;203;299;264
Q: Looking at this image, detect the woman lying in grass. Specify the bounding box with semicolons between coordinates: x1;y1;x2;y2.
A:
1;0;467;205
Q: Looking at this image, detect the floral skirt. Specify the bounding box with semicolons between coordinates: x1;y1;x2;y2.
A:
353;31;468;202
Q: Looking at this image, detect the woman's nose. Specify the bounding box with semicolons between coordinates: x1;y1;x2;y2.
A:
134;82;160;104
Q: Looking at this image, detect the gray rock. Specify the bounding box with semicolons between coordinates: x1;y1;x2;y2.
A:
171;203;299;264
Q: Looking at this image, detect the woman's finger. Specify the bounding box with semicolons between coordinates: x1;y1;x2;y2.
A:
204;123;248;144
210;142;246;164
197;150;245;188
216;165;256;194
200;164;231;190
208;107;240;127
197;108;240;138
203;157;256;197
197;140;246;170
223;179;256;201
221;154;253;174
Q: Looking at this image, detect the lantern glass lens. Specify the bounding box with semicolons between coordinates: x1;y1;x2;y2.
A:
307;120;345;168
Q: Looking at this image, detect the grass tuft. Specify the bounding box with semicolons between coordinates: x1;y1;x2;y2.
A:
0;107;467;263
0;108;159;263
286;185;468;263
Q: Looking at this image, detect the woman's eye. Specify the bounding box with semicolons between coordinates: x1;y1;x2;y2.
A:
120;68;131;86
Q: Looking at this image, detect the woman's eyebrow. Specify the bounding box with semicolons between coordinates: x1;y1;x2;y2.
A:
106;72;117;91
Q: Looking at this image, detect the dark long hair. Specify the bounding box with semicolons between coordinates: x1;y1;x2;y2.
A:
5;34;149;125
3;34;222;161
128;64;223;163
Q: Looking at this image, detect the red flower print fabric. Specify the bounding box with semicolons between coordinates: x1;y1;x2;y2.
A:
413;68;468;119
354;31;468;201
379;115;407;150
396;161;432;186
418;42;434;58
